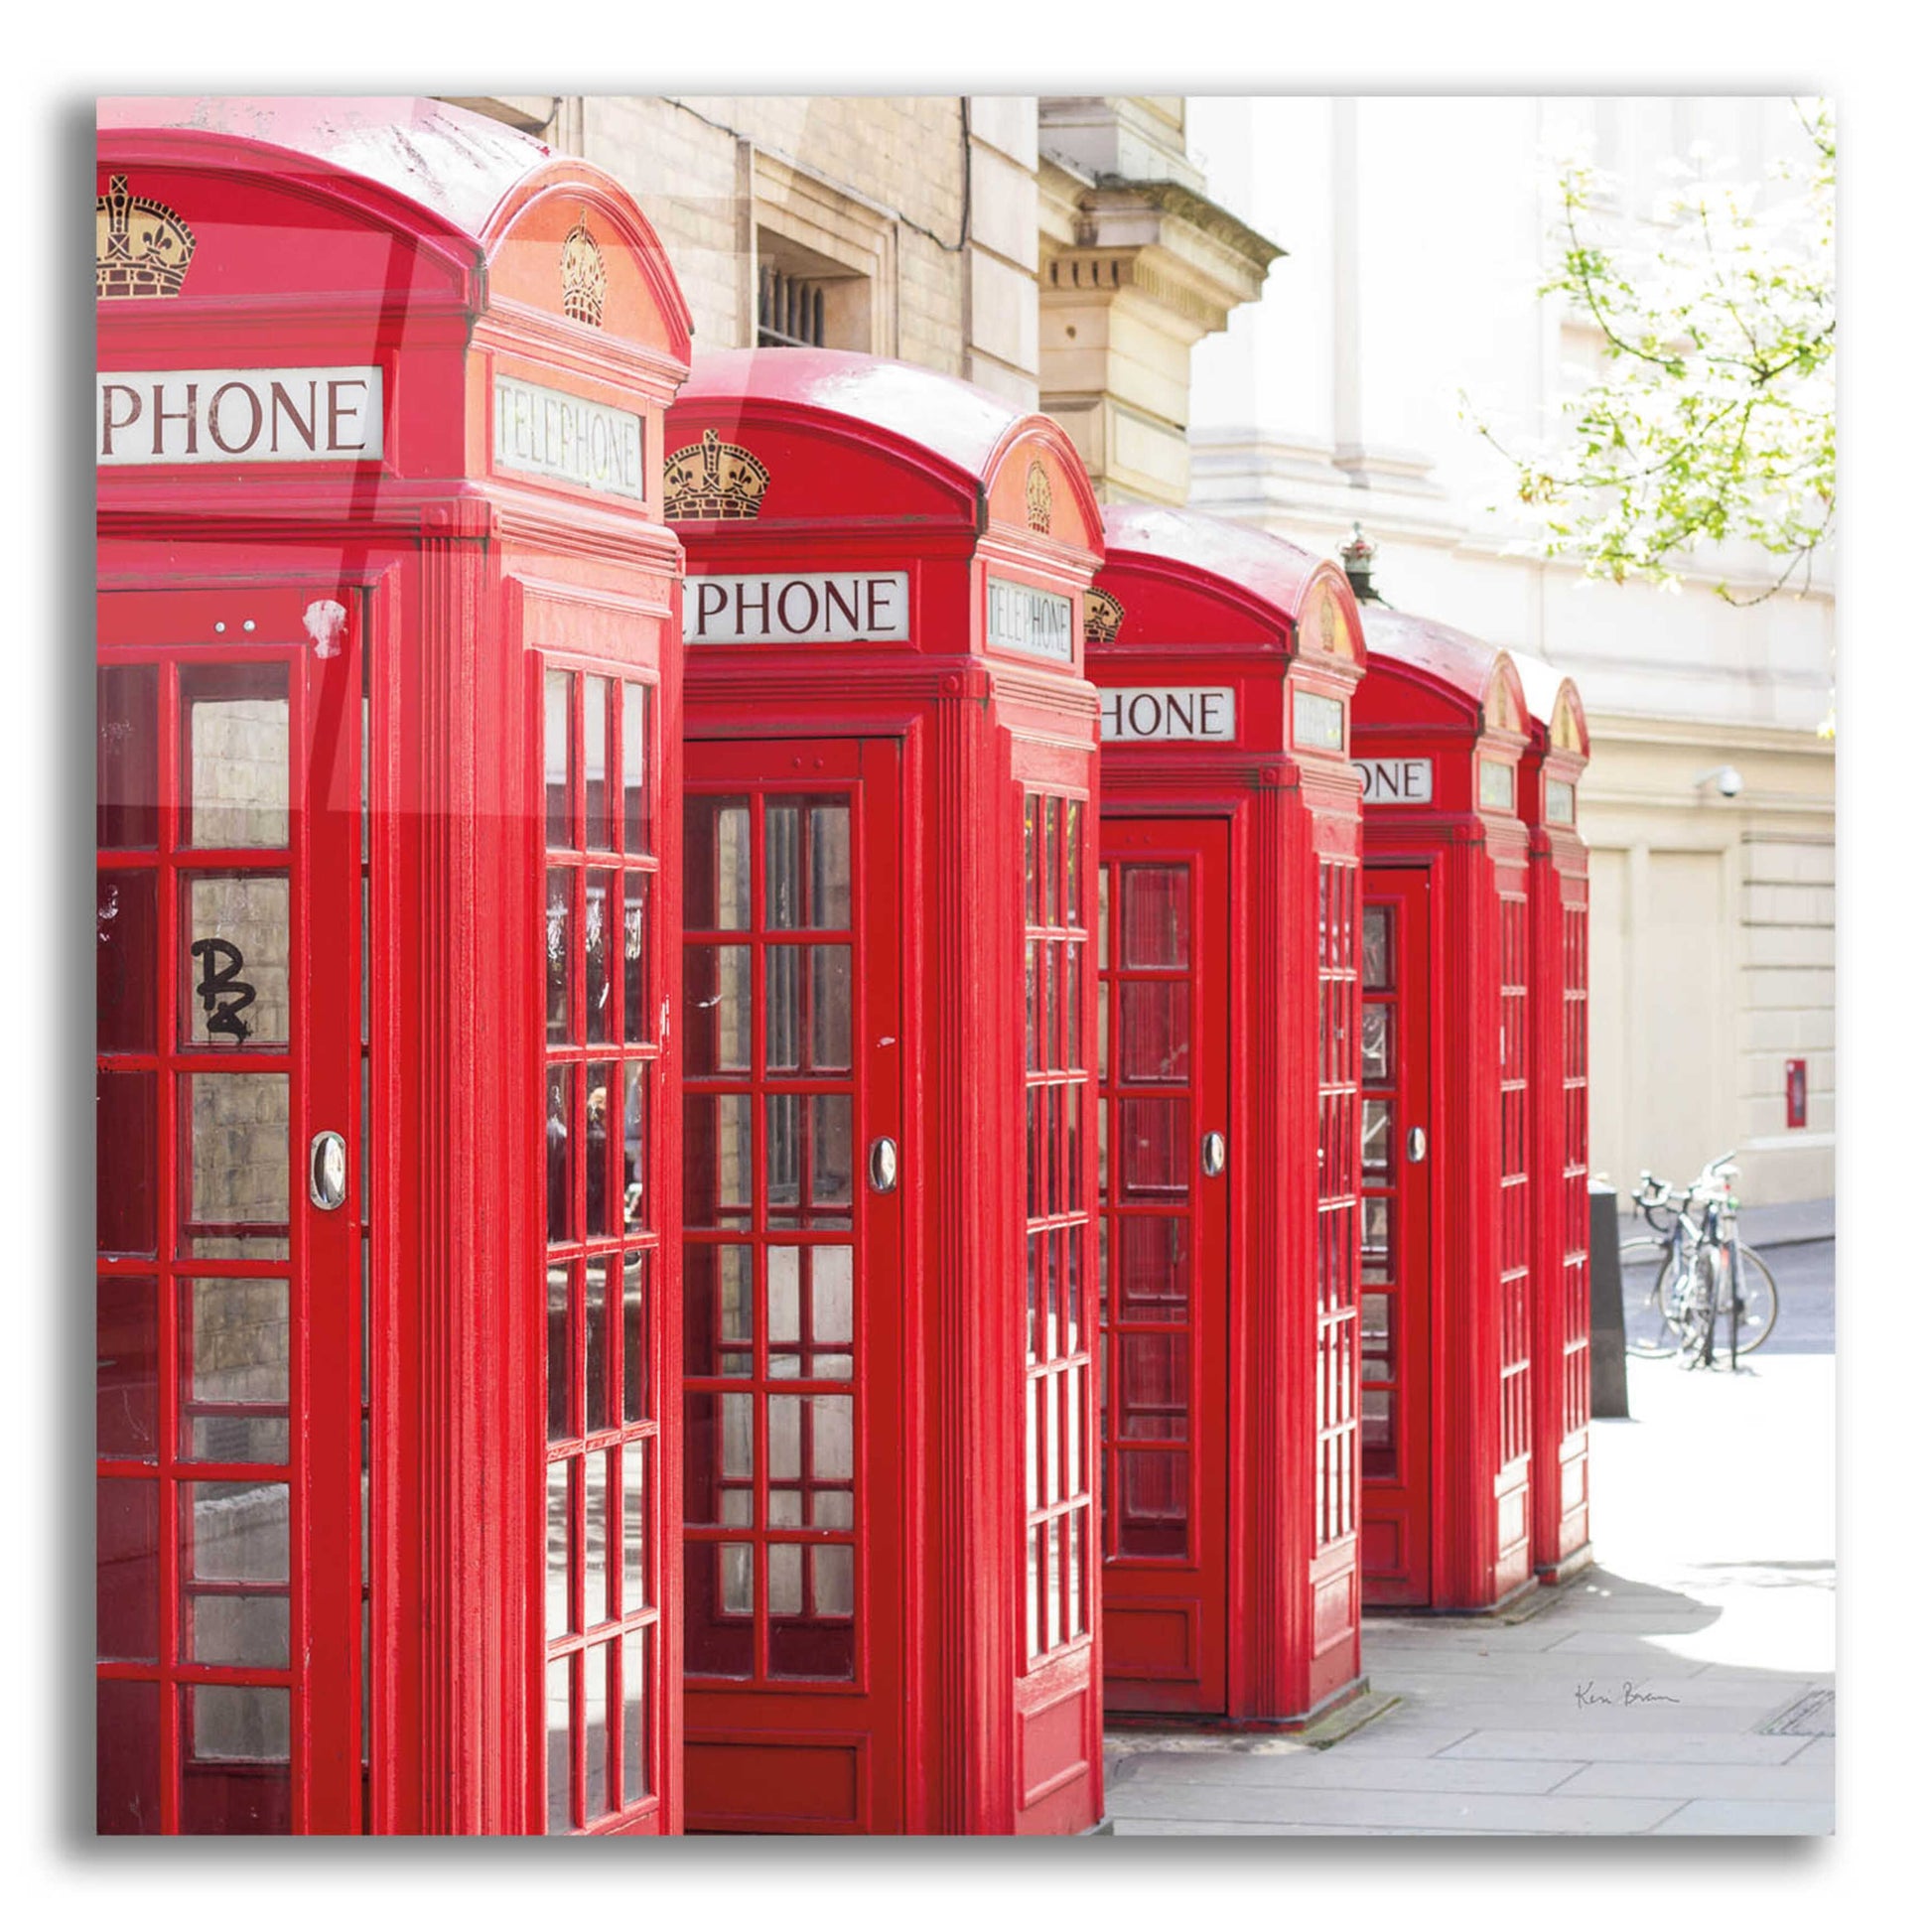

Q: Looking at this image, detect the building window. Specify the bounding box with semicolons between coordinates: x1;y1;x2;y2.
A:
758;264;827;348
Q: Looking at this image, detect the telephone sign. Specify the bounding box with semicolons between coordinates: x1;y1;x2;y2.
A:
1099;685;1236;743
1353;756;1433;804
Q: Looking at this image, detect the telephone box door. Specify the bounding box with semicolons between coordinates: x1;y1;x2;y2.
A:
1359;869;1432;1607
96;587;364;1834
1097;820;1230;1715
679;738;905;1833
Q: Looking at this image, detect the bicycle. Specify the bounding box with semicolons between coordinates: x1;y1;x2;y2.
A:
1620;1152;1779;1363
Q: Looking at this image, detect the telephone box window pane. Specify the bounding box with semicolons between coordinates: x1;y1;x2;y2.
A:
585;676;613;852
813;1544;854;1617
1097;981;1109;1083
190;1590;289;1670
767;1245;801;1365
684;1392;754;1525
1118;1449;1188;1558
545;670;574;850
684;1244;753;1377
96;1679;162;1834
586;1064;616;1238
766;945;800;1072
1120;866;1189;968
623;876;648;1046
182;1073;289;1259
810;946;853;1070
98;1068;157;1257
1064;798;1084;925
546;872;573;1044
1362;1004;1391;1085
685;798;751;930
1042;796;1062;927
813;1246;855;1347
186;1683;290;1762
181;665;289;849
1362;907;1391;990
1097;864;1110;968
621;1066;647;1234
685;945;751;1075
1024;796;1039;927
98;665;159;850
586;1261;612;1435
1119;980;1189;1084
1065;941;1081;1070
547;1263;571;1443
768;1542;803;1616
97;1274;159;1458
97;870;156;1052
766;798;852;930
1119;1097;1188;1198
182;1278;289;1463
621;1625;649;1805
183;876;289;1047
584;1640;613;1819
810;1095;853;1214
547;1458;575;1639
97;1476;158;1660
548;1067;575;1245
184;1481;289;1582
684;1542;755;1678
1025;942;1039;1074
585;1449;611;1627
622;1252;648;1422
622;683;650;857
1361;1099;1392;1178
1361;1196;1392;1283
586;872;616;1043
621;1439;647;1612
544;1653;573;1834
1119;1332;1189;1441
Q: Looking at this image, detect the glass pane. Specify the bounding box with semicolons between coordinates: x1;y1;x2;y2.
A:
585;1449;611;1625
767;1245;801;1349
684;797;751;929
767;798;851;930
1119;1097;1188;1199
1362;907;1391;990
685;1541;755;1678
184;1480;289;1581
97;1068;157;1257
768;1542;803;1616
547;1457;574;1639
1064;798;1083;926
813;1544;855;1617
811;1095;853;1214
685;944;750;1075
621;1064;646;1234
545;669;574;849
622;1251;647;1422
182;1278;289;1462
623;875;648;1046
621;1625;648;1805
1118;1449;1189;1558
1117;1216;1188;1319
622;683;649;856
185;1683;290;1763
98;664;159;850
684;1391;754;1525
586;1260;611;1434
810;946;853;1071
809;803;851;929
547;1262;571;1443
1024;796;1039;927
586;871;616;1044
1121;866;1188;968
1361;1098;1392;1177
1119;979;1189;1084
545;870;573;1044
97;869;156;1052
766;944;800;1072
96;1679;162;1834
812;1246;854;1347
683;1243;753;1377
1362;1003;1391;1085
181;663;289;849
182;1072;289;1258
586;1062;615;1238
1097;864;1110;969
97;1476;158;1660
584;676;613;851
621;1439;646;1611
547;1066;574;1245
585;1640;612;1820
810;1394;854;1480
97;1274;158;1458
183;875;289;1048
544;1653;573;1834
189;1591;289;1669
1042;795;1061;927
1120;1332;1188;1441
1361;1195;1392;1283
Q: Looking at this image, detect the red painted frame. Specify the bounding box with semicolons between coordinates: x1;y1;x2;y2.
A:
1352;607;1534;1612
1086;508;1368;1724
668;350;1105;1834
1517;666;1592;1584
96;99;692;1834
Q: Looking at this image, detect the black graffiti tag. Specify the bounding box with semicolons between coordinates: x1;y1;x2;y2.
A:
191;938;256;1043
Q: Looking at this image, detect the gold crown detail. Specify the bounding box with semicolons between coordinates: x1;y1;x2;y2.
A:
1084;588;1125;644
560;211;606;327
96;174;196;300
664;428;770;521
1026;460;1053;533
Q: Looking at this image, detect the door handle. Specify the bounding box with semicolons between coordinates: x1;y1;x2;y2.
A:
1407;1126;1427;1164
309;1130;348;1210
868;1136;898;1193
1201;1131;1227;1178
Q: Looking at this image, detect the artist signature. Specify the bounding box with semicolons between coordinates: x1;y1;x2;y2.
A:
1574;1681;1682;1709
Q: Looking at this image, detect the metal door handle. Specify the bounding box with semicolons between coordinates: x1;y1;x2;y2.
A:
1201;1131;1227;1178
868;1136;898;1193
310;1130;348;1210
1407;1126;1427;1164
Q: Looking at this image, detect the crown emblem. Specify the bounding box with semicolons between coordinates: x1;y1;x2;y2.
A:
1317;588;1342;655
1025;461;1053;533
1084;588;1125;644
560;211;606;327
664;428;770;521
96;175;197;300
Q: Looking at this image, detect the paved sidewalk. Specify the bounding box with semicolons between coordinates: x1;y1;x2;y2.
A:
1103;1351;1836;1835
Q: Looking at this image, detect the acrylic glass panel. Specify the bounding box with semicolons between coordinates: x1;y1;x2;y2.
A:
183;875;290;1047
181;1072;289;1258
98;1068;158;1258
545;669;574;849
584;676;613;851
684;798;751;930
97;1273;158;1458
684;944;751;1075
1361;1003;1391;1084
182;1278;289;1462
1361;907;1391;990
683;1093;752;1228
97;869;156;1052
1120;866;1189;968
622;682;650;856
98;664;159;850
180;664;289;849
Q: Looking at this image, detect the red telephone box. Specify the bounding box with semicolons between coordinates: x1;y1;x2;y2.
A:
1516;661;1592;1584
666;349;1105;1834
1083;507;1368;1725
94;98;692;1835
1351;607;1534;1612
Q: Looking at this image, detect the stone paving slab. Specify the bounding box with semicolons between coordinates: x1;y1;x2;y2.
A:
1112;1752;1587;1794
1647;1798;1835;1835
1102;1780;1684;1833
1549;1759;1836;1801
1435;1727;1813;1764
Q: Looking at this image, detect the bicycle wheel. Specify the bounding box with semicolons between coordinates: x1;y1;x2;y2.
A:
1726;1243;1780;1355
1621;1238;1682;1357
1677;1248;1719;1366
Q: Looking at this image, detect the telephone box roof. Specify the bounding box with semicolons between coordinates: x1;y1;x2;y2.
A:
1512;654;1591;759
1361;604;1528;731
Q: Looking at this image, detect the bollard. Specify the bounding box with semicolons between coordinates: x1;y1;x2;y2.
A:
1588;1182;1629;1418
